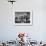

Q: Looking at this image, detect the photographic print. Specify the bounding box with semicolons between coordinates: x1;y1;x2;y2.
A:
15;11;32;26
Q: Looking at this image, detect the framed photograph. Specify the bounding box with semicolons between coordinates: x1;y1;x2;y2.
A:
14;11;33;26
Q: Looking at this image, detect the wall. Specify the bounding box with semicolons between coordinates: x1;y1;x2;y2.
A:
0;0;46;41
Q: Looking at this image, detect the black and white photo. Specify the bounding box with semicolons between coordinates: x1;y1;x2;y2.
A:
15;11;32;26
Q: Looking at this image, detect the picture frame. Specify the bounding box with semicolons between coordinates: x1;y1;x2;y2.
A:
14;10;33;26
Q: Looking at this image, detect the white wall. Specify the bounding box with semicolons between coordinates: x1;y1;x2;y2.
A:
0;0;46;41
